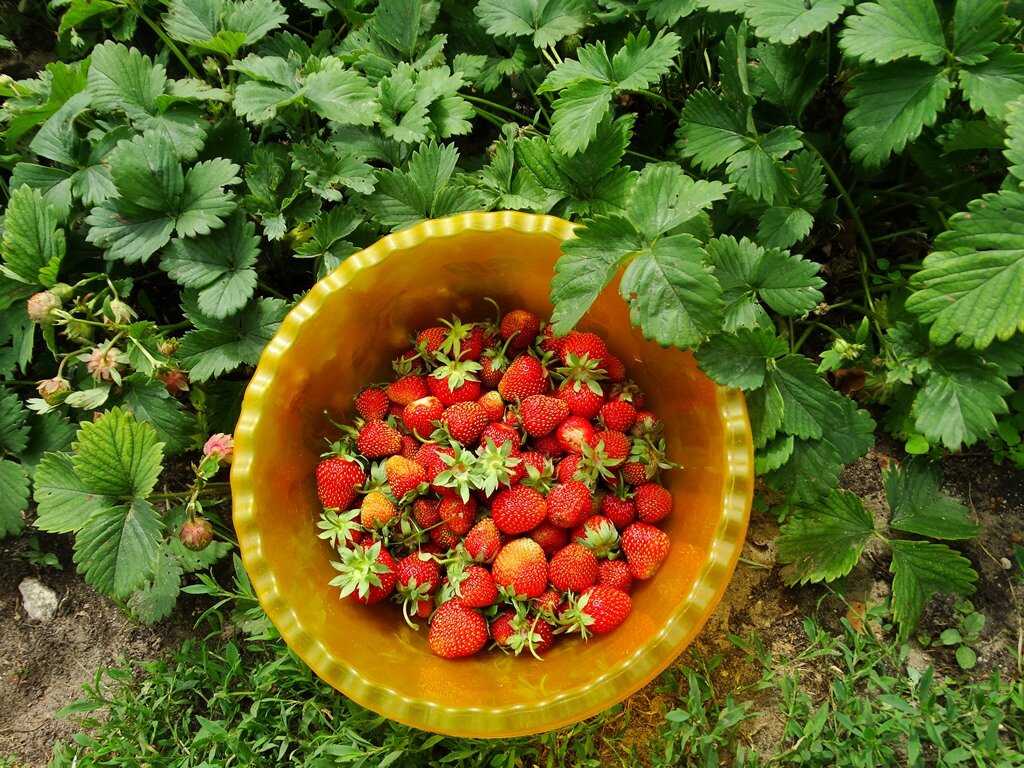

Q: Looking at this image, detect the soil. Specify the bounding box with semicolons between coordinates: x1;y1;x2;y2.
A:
1;445;1021;766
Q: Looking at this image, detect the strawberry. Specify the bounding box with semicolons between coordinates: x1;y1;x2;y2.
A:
384;455;426;499
415;443;455;485
555;454;583;484
491;610;554;656
547;481;592;528
622;461;651;485
572;515;619;558
533;433;565;457
534;588;562;617
557;379;605;420
563;586;631;636
491;485;547;534
315;456;366;509
530;521;568;555
493;538;549;598
402;396;443;437
635;482;673;523
387;374;428;406
559;331;608;366
599;399;637;432
556;416;596;454
490;610;516;647
519;450;548;476
442;401;489;445
355;387;390;421
597;559;633;592
329;541;396;605
475;438;522;491
393;348;424;376
414;598;434;619
438;317;486;361
465;518;502;562
500;309;541;351
498;355;547;401
602;354;626;383
480;421;519;449
621;522;670;579
356;420;403;458
631;410;660;437
400;434;418;458
600;493;636;529
428;600;488;658
395;553;442;596
548;542;599;592
316;508;364;549
416;326;447;357
593;430;630;464
430;524;463;551
520;394;570;437
480;353;507;388
437;495;477;535
360;490;396;529
538;324;564;358
412;497;441;527
478;390;505;421
428;356;482;405
456;564;498;607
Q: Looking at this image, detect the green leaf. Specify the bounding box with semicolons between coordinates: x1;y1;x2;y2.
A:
840;0;946;65
619;234;724;349
303;64;379;126
128;547;183;624
745;0;848;45
889;539;977;638
953;0;1004;64
1;186;65;287
906;190;1024;349
747;377;785;448
771;354;836;439
628;163;731;240
122;377;198;455
757;206;815;249
885;458;980;540
959;46;1024;120
751;40;827;120
955;644;977;669
33;452;110;533
291;139;376;200
548;81;615;157
755;433;794;473
164;0;287;56
677;89;750;171
74;499;163;598
161;214;258;319
177;158;243;238
0;459;29;538
179;296;288;382
474;0;588;48
72;407;164;500
844;61;952;168
1004;97;1024;182
725;125;803;203
777;490;876;585
696;328;788;389
59;0;119;34
87;42;167;120
21;411;77;470
0;387;29;455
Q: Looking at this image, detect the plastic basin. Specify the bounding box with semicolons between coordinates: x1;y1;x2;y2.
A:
231;211;753;738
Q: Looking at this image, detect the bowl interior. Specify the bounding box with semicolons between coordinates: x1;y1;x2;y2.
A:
232;213;752;737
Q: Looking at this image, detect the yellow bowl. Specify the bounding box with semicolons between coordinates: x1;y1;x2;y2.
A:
231;211;753;738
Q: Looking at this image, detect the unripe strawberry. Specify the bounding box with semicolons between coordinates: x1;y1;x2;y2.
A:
26;291;61;324
36;376;70;405
360;491;396;528
179;517;214;551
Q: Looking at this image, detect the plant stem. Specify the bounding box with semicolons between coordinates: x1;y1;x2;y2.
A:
637;88;680;117
471;106;507;129
625;149;660;163
131;2;200;79
463;94;528;123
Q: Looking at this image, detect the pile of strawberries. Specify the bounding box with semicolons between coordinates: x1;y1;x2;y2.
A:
314;305;678;659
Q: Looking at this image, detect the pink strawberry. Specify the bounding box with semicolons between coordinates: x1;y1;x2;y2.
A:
621;522;670;579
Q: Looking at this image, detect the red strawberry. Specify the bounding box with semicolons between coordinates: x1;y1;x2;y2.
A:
480;353;507;388
430;524;462;551
331;542;396;605
428;359;482;405
412;497;441;527
539;324;564;357
360;491;396;529
491;485;547;534
572;515;619;558
493;538;548;598
621;522;670;579
355;387;390;421
500;309;541;351
491;611;554;656
384;455;426;499
548;542;598;592
533;433;565;457
438;495;477;535
480;422;519;449
557;416;596;454
442;401;489;445
465;518;502;562
559;331;608;366
478;390;505;422
428;600;488;658
519;450;547;476
400;434;418;458
631;410;660;436
414;598;433;619
635;482;672;523
601;494;636;529
622;461;651;485
600;399;637;432
498;355;547;401
415;443;455;485
387;374;428;406
555;454;582;484
603;354;626;383
547;481;592;528
557;379;605;420
593;430;630;464
534;588;561;616
316;456;366;509
402;395;443;437
490;610;516;647
457;564;498;607
530;521;568;555
598;559;633;592
520;394;570;437
356;420;403;458
395;553;442;595
570;586;631;635
416;326;447;356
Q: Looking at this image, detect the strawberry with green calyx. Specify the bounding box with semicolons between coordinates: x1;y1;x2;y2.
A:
384;455;427;500
439;315;486;361
555;352;607;419
558;440;619;487
329;541;397;604
491;606;554;658
441;400;489;445
598;559;633;592
415;443;455;487
416;326;447;359
548;542;599;592
498;354;548;401
432;445;481;502
317;508;365;549
533;587;562;619
479;421;520;449
480;331;518;387
530;520;569;555
622;434;678;485
437;494;477;535
621;522;670;579
452;564;498;608
477;390;505;421
465;517;503;562
395;552;442;627
500;309;541;352
630;410;660;437
474;438;521;495
572;515;619;558
392;348;424;377
316;453;366;510
491;484;547;534
355;387;390;421
538;323;565;358
520;394;570;437
360;490;396;529
402;395;444;438
356;420;403;458
593;430;629;464
547;480;592;528
387;373;429;406
558;585;631;638
428;599;489;658
520;452;555;495
493;538;548;598
558;331;609;367
428;355;482;405
635;482;673;523
599;399;637;432
556;416;596;454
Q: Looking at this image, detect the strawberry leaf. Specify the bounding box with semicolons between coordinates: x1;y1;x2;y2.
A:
777;489;876;585
744;0;848;45
839;0;946;65
958;45;1024;120
179;296;288;382
474;0;588;48
73;498;163;598
72;407;164;500
0;459;29;537
695;328;788;390
884;458;979;540
0;186;65;288
889;539;977;639
127;547;183;624
32;452;109;534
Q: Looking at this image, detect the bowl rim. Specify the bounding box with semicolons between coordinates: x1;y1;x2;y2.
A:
231;210;754;738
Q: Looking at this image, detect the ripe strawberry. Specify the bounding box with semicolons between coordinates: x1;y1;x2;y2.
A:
412;498;441;527
384;455;426;499
534;588;562;616
387;374;428;406
442;401;489;445
621;522;670;579
395;553;442;595
519;450;547;476
493;538;549;598
555;454;582;484
478;390;505;422
593;430;630;464
436;317;486;361
572;515;619;558
413;598;433;619
315;456;366;509
559;331;608;366
548;543;598;592
538;324;564;357
498;355;547;401
622;461;651;485
402;396;443;437
430;524;462;551
456;564;498;607
465;518;502;562
360;490;396;529
400;434;418;458
599;399;637;432
491;485;547;534
533;433;565;457
602;354;626;383
330;542;396;605
356;420;403;458
480;354;507;388
598;559;633;592
500;309;541;351
355;387;390;421
415;443;455;485
428;600;488;658
557;416;596;454
428;358;482;405
635;482;673;523
530;521;568;555
416;326;447;356
557;378;605;420
631;410;660;436
490;610;516;647
547;481;592;528
520;394;570;437
601;494;636;529
571;586;631;635
438;495;477;535
480;421;519;449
